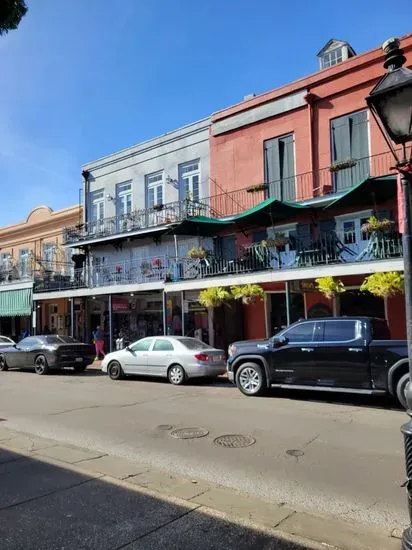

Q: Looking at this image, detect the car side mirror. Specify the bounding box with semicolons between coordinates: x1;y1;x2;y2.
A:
272;336;288;348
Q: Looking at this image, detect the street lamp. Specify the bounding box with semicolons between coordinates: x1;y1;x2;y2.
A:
367;37;412;550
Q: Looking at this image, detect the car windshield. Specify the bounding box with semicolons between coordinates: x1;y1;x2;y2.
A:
44;336;79;344
179;338;210;350
0;336;12;344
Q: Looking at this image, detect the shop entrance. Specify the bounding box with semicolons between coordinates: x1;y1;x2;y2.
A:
269;292;305;336
339;290;384;318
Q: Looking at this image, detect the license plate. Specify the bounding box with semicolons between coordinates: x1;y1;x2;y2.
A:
211;356;221;362
75;357;83;363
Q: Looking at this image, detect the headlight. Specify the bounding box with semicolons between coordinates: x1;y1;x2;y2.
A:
228;344;236;357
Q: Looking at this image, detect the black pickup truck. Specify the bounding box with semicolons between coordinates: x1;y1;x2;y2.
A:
227;317;409;406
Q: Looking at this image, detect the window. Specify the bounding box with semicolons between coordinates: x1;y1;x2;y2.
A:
0;336;13;344
153;339;174;351
323;320;358;342
90;190;105;222
19;337;41;348
130;338;154;352
146;172;163;208
371;320;391;340
321;48;343;69
19;248;30;276
331;111;369;191
179;160;200;202
179;338;210;350
44;335;78;344
43;243;55;269
1;253;11;270
116;182;133;218
264;134;295;201
282;322;315;343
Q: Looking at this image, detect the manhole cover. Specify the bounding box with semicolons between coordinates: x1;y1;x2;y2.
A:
213;434;256;448
170;427;209;440
157;424;173;431
286;449;304;457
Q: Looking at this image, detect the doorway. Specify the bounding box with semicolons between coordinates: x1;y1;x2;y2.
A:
268;292;305;336
339;290;384;318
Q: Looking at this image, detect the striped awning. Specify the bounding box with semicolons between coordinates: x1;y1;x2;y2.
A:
0;288;32;317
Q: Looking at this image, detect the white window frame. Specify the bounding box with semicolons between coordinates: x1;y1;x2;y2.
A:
321;47;343;69
179;159;201;202
1;252;11;270
19;248;30;276
146;172;164;208
335;209;373;246
43;243;55;269
116;181;133;217
89;189;105;222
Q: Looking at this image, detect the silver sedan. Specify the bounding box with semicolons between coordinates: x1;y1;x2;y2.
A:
101;336;226;385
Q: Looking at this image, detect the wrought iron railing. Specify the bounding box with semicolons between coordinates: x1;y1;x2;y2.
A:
33;264;87;292
64;200;210;245
0;262;33;285
89;255;167;287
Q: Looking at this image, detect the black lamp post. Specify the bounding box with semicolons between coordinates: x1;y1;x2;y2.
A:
366;37;412;550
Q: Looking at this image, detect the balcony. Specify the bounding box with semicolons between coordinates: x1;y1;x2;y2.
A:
33;264;87;293
64;200;211;246
208;150;395;216
0;262;33;286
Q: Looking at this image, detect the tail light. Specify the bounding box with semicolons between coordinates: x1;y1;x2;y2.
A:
194;353;209;361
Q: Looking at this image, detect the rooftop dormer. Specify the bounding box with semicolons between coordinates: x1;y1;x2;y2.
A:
317;39;356;70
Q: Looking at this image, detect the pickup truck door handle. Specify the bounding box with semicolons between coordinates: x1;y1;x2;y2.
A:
348;348;363;352
301;347;314;352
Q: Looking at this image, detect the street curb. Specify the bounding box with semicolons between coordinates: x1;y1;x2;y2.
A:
0;425;402;550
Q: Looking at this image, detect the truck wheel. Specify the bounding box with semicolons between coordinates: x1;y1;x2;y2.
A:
396;373;409;409
235;363;266;396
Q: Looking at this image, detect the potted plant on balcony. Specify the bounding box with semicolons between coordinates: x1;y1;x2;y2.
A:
329;158;357;172
115;264;123;273
199;287;231;309
140;261;152;277
263;232;289;248
360;271;404;298
246;183;268;193
361;216;395;234
315;276;346;299
152;258;162;269
187;246;207;260
231;284;264;305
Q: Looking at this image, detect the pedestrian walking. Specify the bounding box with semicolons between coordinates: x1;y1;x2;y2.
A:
92;326;106;360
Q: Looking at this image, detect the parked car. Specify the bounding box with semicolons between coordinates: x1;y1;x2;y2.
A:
227;317;410;406
102;336;226;384
0;336;15;350
0;335;95;375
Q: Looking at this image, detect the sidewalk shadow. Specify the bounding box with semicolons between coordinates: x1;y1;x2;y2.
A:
0;446;308;550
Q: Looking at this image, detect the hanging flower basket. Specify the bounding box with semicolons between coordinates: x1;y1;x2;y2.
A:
231;284;264;305
152;258;162;268
188;246;207;259
261;235;289;248
360;271;404;298
199;287;232;308
361;216;395;234
329;158;357;172
315;276;345;299
115;265;123;273
246;183;268;193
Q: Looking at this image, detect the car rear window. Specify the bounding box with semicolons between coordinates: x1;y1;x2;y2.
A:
44;336;79;344
371;319;391;340
179;338;210;350
0;336;12;343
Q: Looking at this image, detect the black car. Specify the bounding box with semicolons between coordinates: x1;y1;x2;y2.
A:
227;317;409;406
0;335;95;375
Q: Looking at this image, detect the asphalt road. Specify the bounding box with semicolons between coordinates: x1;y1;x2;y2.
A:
0;367;408;532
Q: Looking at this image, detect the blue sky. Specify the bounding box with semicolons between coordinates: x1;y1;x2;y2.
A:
0;0;410;225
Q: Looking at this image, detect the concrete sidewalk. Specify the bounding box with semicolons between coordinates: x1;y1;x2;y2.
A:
0;425;402;549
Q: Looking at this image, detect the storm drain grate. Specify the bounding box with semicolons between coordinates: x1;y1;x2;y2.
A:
170;427;209;440
286;449;304;457
213;434;256;448
157;424;173;431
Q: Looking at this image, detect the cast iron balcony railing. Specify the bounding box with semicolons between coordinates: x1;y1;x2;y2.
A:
63;199;211;246
33;264;87;292
0;262;33;286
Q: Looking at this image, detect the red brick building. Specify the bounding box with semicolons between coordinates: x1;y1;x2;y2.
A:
203;35;412;341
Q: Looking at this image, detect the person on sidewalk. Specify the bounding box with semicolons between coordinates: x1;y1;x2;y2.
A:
93;326;106;360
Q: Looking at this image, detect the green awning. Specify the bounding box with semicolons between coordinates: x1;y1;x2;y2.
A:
170;215;232;236
324;176;397;210
0;288;32;317
228;198;311;226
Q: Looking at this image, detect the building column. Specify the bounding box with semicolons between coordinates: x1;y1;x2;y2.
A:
108;294;113;352
162;291;167;336
32;301;37;335
70;298;75;338
181;290;185;336
285;281;291;326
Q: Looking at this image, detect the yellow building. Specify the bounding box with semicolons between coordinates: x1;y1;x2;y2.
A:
0;205;81;340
